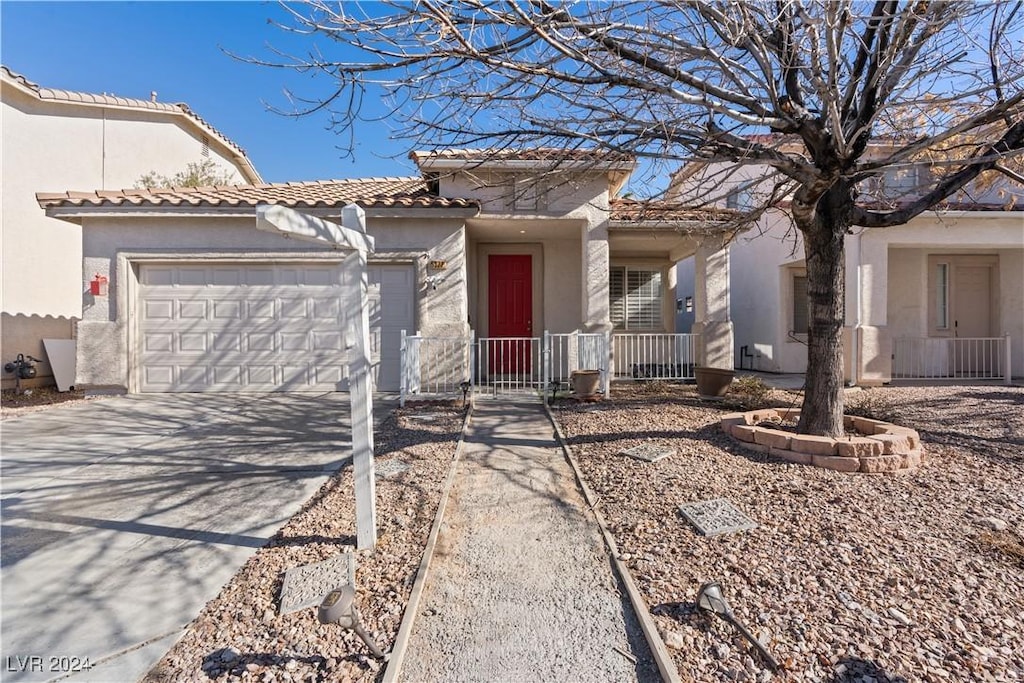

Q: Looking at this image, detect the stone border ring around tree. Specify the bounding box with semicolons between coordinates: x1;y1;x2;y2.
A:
721;409;924;473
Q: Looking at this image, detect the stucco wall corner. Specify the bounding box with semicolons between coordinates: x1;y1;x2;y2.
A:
75;321;126;389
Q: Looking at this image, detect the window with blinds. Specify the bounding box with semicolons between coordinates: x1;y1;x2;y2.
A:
792;274;809;334
610;267;662;329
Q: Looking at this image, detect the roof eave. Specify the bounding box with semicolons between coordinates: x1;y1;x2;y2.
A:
41;202;480;223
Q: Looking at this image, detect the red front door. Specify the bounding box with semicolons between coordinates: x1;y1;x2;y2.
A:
488;254;533;374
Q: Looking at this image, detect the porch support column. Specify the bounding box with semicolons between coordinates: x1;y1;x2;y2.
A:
855;234;891;384
581;216;611;333
693;238;734;370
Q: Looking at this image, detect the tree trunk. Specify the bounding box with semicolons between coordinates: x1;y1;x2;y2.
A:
797;191;849;437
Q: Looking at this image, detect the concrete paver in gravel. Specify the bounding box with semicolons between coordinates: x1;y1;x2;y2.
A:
1;394;366;683
399;396;658;683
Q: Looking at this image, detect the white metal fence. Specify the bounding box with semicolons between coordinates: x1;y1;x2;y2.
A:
892;336;1011;384
612;333;698;380
400;331;474;403
400;330;703;404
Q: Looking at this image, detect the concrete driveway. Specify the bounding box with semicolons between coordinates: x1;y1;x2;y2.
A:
1;393;356;683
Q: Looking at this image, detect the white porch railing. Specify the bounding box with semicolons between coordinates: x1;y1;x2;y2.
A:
475;336;545;393
400;330;703;404
612;333;698;380
545;332;610;387
400;330;474;405
892;335;1011;384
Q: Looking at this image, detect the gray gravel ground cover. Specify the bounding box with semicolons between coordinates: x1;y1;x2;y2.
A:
552;383;1023;683
399;398;658;683
143;402;465;683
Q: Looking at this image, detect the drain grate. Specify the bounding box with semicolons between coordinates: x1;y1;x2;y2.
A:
679;498;758;536
279;553;355;615
619;443;675;463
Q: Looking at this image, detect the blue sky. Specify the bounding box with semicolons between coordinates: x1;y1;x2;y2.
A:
1;1;417;183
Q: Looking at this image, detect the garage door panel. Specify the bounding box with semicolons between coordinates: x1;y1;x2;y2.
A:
245;268;276;286
211;268;242;286
246;333;276;352
144;366;174;386
179;366;209;386
142;267;175;286
246;300;276;320
280;299;308;319
212;333;242;352
247;365;276;385
144;333;173;353
178;268;209;286
313;331;343;351
139;263;413;392
179;333;208;353
178;301;207;319
213;366;243;386
212;300;242;321
281;333;310;352
313;299;340;319
144;300;174;320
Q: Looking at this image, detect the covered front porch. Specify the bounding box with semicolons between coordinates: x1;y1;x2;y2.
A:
405;202;738;400
851;212;1022;384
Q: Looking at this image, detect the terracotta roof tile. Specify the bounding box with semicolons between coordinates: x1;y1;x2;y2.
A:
37;177;480;211
609;197;738;224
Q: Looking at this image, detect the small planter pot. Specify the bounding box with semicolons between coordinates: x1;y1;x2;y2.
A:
570;369;601;398
694;367;735;399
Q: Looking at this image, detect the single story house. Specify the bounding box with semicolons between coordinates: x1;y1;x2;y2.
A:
39;149;738;393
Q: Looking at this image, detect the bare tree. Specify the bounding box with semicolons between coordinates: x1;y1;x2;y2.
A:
261;0;1024;436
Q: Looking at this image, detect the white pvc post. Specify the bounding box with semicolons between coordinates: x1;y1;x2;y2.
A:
341;204;377;551
255;203;378;549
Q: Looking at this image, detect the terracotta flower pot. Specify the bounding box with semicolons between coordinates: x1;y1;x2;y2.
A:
694;367;735;398
570;369;601;397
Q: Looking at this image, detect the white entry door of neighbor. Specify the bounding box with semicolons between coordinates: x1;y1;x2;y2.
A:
138;263;414;392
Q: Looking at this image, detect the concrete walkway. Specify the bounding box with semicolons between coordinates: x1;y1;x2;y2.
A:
399;396;658;682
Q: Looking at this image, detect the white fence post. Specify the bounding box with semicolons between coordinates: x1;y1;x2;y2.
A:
1006;334;1013;386
604;330;612;397
469;329;477;390
542;330;551;390
399;330;407;407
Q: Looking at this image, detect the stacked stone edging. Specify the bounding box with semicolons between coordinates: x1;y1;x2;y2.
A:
721;409;924;473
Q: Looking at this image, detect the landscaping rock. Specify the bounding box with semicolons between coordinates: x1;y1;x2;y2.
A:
554;383;1024;683
141;405;465;683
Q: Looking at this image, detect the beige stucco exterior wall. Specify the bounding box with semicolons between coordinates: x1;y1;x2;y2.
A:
685;206;1024;379
1;85;253;321
74;212;467;391
449;169;616;335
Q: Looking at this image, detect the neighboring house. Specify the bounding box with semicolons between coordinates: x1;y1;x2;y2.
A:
674;156;1024;383
37;149;738;393
1;66;261;388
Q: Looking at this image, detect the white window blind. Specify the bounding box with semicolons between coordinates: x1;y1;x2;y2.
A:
610;267;662;329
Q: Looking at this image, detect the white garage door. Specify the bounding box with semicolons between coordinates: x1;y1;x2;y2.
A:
138;263;414;392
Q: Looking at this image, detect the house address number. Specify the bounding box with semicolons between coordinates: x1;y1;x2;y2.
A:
429;260;447;270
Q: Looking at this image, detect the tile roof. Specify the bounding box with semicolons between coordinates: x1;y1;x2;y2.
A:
36;177;480;211
609;197;739;225
2;65;261;183
411;147;635;165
